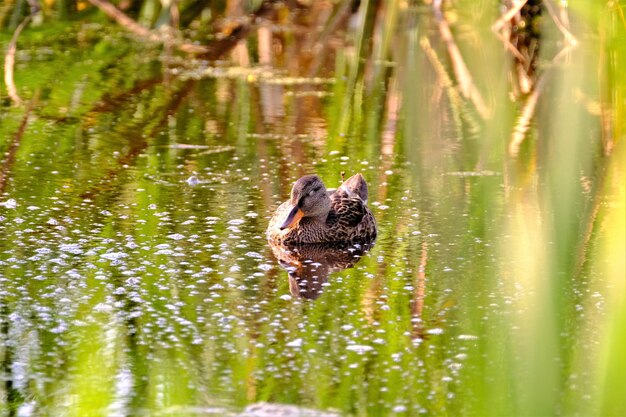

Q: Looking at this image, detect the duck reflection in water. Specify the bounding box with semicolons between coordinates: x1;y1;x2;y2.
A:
269;242;374;300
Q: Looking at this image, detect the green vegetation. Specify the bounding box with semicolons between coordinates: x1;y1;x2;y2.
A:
1;0;624;416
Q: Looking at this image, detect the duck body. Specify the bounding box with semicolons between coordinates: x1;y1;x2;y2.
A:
267;174;377;245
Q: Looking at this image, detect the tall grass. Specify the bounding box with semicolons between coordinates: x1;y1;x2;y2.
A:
366;0;624;415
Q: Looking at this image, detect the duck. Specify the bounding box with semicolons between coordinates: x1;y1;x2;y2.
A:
267;173;377;245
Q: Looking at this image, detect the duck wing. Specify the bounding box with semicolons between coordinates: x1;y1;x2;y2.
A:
327;195;368;228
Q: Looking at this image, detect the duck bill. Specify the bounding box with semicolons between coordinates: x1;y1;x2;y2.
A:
280;205;304;230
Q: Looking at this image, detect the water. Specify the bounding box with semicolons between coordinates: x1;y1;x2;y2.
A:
0;13;622;417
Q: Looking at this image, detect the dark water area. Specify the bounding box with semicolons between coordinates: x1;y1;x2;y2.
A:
0;5;623;416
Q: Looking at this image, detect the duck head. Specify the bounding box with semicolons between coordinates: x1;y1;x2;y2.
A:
280;175;331;230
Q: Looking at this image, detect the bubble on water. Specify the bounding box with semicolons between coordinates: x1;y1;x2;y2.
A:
100;252;128;261
50;322;68;334
186;175;199;186
124;277;141;288
59;243;83;255
457;334;478;340
228;219;245;225
286;338;302;347
346;344;373;354
245;212;258;218
167;233;185;241
0;198;17;209
426;328;444;335
16;402;35;417
449;362;462;372
47;218;59;225
245;252;263;259
279;294;292;301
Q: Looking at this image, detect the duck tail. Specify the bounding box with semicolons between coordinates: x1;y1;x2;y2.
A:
338;173;368;202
